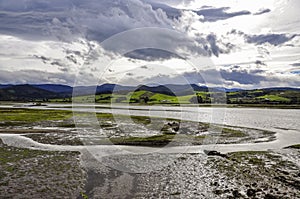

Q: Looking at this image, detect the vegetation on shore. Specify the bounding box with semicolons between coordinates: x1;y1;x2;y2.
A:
0;108;73;123
0;139;85;198
67;88;300;105
284;144;300;149
0;107;276;146
1;84;299;106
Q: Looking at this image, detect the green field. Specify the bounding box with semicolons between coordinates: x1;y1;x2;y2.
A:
67;89;300;106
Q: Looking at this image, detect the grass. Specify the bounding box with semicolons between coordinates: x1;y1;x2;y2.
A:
150;93;178;103
284;144;300;149
46;88;300;106
108;133;206;146
257;95;291;102
127;91;148;99
109;134;177;146
221;128;246;137
0;139;85;198
0;108;73;122
0;107;116;128
0;143;56;165
130;115;152;125
96;112;114;119
177;95;195;104
209;125;246;137
72;91;206;105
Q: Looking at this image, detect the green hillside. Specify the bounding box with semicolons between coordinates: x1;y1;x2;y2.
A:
1;84;299;106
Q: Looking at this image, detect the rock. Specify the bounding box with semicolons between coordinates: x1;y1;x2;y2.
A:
204;150;228;158
224;189;230;193
264;193;278;199
166;122;180;132
213;181;219;186
232;190;241;197
247;188;256;197
214;189;223;195
276;169;289;175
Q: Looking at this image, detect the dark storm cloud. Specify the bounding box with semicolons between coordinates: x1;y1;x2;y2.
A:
141;67;266;86
229;29;299;46
291;62;300;67
219;68;266;85
199;33;235;57
206;34;220;57
33;54;73;69
140;66;300;87
126;72;134;76
0;0;243;61
254;8;271;15
0;69;76;85
125;49;180;61
33;55;51;63
145;1;181;19
0;0;173;42
246;33;298;46
195;7;251;22
255;60;266;66
142;66;268;85
145;0;193;7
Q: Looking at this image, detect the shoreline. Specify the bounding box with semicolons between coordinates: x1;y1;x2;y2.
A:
1;102;300;109
0;106;299;198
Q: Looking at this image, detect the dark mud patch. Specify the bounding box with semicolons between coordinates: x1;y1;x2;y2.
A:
24;133;84;146
80;151;139;199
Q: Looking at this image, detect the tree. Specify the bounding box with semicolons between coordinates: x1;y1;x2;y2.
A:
189;95;203;104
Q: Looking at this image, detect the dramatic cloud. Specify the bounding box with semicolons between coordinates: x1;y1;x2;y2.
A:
195;7;251;22
0;69;76;85
246;33;299;46
0;0;299;88
205;33;235;57
133;66;300;88
291;63;300;67
219;68;266;85
125;49;180;61
0;0;173;42
145;1;182;19
254;8;271;15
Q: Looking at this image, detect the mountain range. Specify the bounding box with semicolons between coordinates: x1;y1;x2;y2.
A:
0;83;299;102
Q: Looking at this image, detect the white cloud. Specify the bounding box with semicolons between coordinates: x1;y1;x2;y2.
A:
0;0;299;88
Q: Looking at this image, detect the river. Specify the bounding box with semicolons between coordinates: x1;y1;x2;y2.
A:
0;103;299;153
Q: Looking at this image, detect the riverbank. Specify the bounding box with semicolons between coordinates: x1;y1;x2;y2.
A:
1;101;300;109
0;139;86;198
0;106;299;198
1;136;299;198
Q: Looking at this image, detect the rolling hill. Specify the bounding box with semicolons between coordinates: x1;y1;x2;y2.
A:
0;84;59;101
0;83;299;104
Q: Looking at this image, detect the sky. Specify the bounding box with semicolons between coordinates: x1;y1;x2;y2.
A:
0;0;299;88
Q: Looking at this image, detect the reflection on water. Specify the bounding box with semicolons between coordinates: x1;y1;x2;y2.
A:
62;104;300;131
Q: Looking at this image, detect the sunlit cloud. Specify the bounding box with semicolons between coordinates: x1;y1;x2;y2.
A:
0;0;299;88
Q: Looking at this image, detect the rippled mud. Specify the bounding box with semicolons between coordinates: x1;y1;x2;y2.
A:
80;150;300;199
